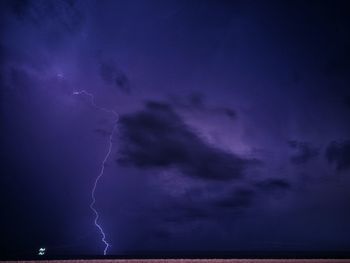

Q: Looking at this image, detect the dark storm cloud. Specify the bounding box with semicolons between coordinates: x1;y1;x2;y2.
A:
7;67;37;91
187;92;237;120
117;101;257;181
326;140;350;171
214;188;255;209
170;92;237;120
221;108;237;119
99;60;131;94
157;177;291;225
7;0;84;33
288;140;319;164
156;187;256;224
150;193;213;225
154;175;292;226
212;178;291;210
162;204;210;223
255;178;291;191
188;92;204;107
3;0;350;256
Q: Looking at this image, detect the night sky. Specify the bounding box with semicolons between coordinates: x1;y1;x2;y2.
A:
1;0;350;259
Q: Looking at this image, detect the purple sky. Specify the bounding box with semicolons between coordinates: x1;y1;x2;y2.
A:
1;0;350;259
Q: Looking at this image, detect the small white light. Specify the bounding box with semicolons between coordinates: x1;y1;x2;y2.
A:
38;247;46;256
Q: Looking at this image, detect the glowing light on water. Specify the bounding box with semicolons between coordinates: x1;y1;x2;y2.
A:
38;247;46;256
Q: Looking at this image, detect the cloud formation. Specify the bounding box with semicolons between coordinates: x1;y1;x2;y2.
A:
8;0;84;34
326;140;350;171
117;101;257;181
288;140;319;164
169;92;237;120
213;188;256;209
99;59;131;94
255;178;291;191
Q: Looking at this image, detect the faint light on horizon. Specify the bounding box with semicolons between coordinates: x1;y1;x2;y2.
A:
38;247;46;256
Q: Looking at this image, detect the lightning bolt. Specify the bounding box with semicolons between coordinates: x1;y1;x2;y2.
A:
73;90;118;255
